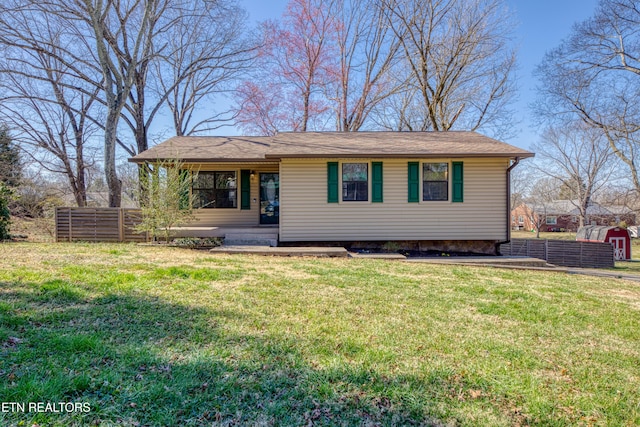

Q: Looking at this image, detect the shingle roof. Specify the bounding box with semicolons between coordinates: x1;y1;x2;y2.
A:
529;200;634;216
129;131;534;163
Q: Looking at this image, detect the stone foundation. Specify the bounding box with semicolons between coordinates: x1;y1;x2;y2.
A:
280;240;500;255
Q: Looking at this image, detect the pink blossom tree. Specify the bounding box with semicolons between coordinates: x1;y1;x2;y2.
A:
234;0;337;134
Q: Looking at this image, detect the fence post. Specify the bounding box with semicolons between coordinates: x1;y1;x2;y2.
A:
54;207;59;242
68;208;72;242
118;208;125;242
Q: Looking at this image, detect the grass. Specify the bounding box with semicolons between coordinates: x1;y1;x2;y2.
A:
9;216;55;243
0;243;639;426
511;230;578;240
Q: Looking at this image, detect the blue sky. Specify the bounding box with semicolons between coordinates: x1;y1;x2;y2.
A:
238;0;600;149
505;0;599;148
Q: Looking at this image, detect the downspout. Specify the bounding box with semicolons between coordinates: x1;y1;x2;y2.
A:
496;157;521;255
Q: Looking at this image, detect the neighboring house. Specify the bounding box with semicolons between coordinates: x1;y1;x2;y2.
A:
130;132;533;254
512;200;636;232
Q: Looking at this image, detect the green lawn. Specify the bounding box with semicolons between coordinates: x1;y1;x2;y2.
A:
511;230;578;240
0;243;639;426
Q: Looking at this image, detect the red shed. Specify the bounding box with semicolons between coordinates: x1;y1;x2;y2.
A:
577;226;632;260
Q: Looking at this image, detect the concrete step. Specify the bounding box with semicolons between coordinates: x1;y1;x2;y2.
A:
211;246;348;257
224;232;278;247
224;238;278;247
225;233;278;240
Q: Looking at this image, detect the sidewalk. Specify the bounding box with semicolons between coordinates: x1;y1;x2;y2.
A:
565;268;640;282
406;256;640;283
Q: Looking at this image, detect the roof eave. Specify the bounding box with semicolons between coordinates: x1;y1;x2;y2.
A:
265;152;535;160
128;157;273;164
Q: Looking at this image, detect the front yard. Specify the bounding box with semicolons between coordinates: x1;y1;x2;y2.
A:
0;243;638;426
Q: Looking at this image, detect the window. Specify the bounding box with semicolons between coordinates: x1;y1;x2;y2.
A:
423;163;448;201
546;216;557;225
342;163;368;201
192;171;237;208
518;215;524;224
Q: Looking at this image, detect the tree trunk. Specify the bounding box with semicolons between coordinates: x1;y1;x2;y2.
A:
105;110;122;207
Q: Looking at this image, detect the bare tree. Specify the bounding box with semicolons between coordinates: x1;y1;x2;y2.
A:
534;0;640;193
0;15;101;207
152;0;255;137
0;0;169;207
380;0;517;136
80;0;170;207
234;0;338;134
117;0;255;156
329;0;402;131
0;76;100;208
2;0;252;206
531;123;617;227
510;159;533;212
525;177;561;238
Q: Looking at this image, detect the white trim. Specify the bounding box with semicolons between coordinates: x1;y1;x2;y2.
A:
610;237;626;260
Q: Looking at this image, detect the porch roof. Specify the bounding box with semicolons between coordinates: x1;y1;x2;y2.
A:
129;131;534;163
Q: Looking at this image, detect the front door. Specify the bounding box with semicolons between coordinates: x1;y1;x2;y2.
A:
260;173;279;225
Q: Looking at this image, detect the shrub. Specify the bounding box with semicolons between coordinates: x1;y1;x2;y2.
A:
170;237;222;248
136;159;198;242
0;183;13;240
381;241;401;253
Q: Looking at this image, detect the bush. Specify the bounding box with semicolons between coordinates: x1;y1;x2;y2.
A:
0;183;13;240
170;237;222;248
381;241;401;253
136;159;198;242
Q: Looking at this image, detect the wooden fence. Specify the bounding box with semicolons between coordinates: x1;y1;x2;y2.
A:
500;239;614;268
55;207;148;243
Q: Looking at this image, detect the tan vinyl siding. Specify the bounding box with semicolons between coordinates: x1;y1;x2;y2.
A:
185;163;279;227
280;158;508;241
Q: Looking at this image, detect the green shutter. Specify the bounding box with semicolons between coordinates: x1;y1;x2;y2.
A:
371;162;383;203
408;162;419;203
452;161;463;203
179;169;189;210
327;162;339;203
241;169;251;210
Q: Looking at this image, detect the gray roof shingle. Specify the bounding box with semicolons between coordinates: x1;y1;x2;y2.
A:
130;131;534;163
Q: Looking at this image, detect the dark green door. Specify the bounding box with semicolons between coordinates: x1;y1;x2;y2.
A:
260;173;279;225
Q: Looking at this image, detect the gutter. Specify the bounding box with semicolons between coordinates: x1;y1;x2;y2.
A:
496;157;521;255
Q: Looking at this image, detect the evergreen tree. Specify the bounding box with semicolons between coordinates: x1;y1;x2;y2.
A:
0;183;11;240
0;126;20;187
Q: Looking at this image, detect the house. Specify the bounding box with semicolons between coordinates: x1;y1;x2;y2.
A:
512;200;636;232
130;132;534;254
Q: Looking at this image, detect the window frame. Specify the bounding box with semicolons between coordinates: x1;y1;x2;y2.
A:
341;162;369;202
422;162;449;202
192;170;238;209
546;216;557;225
